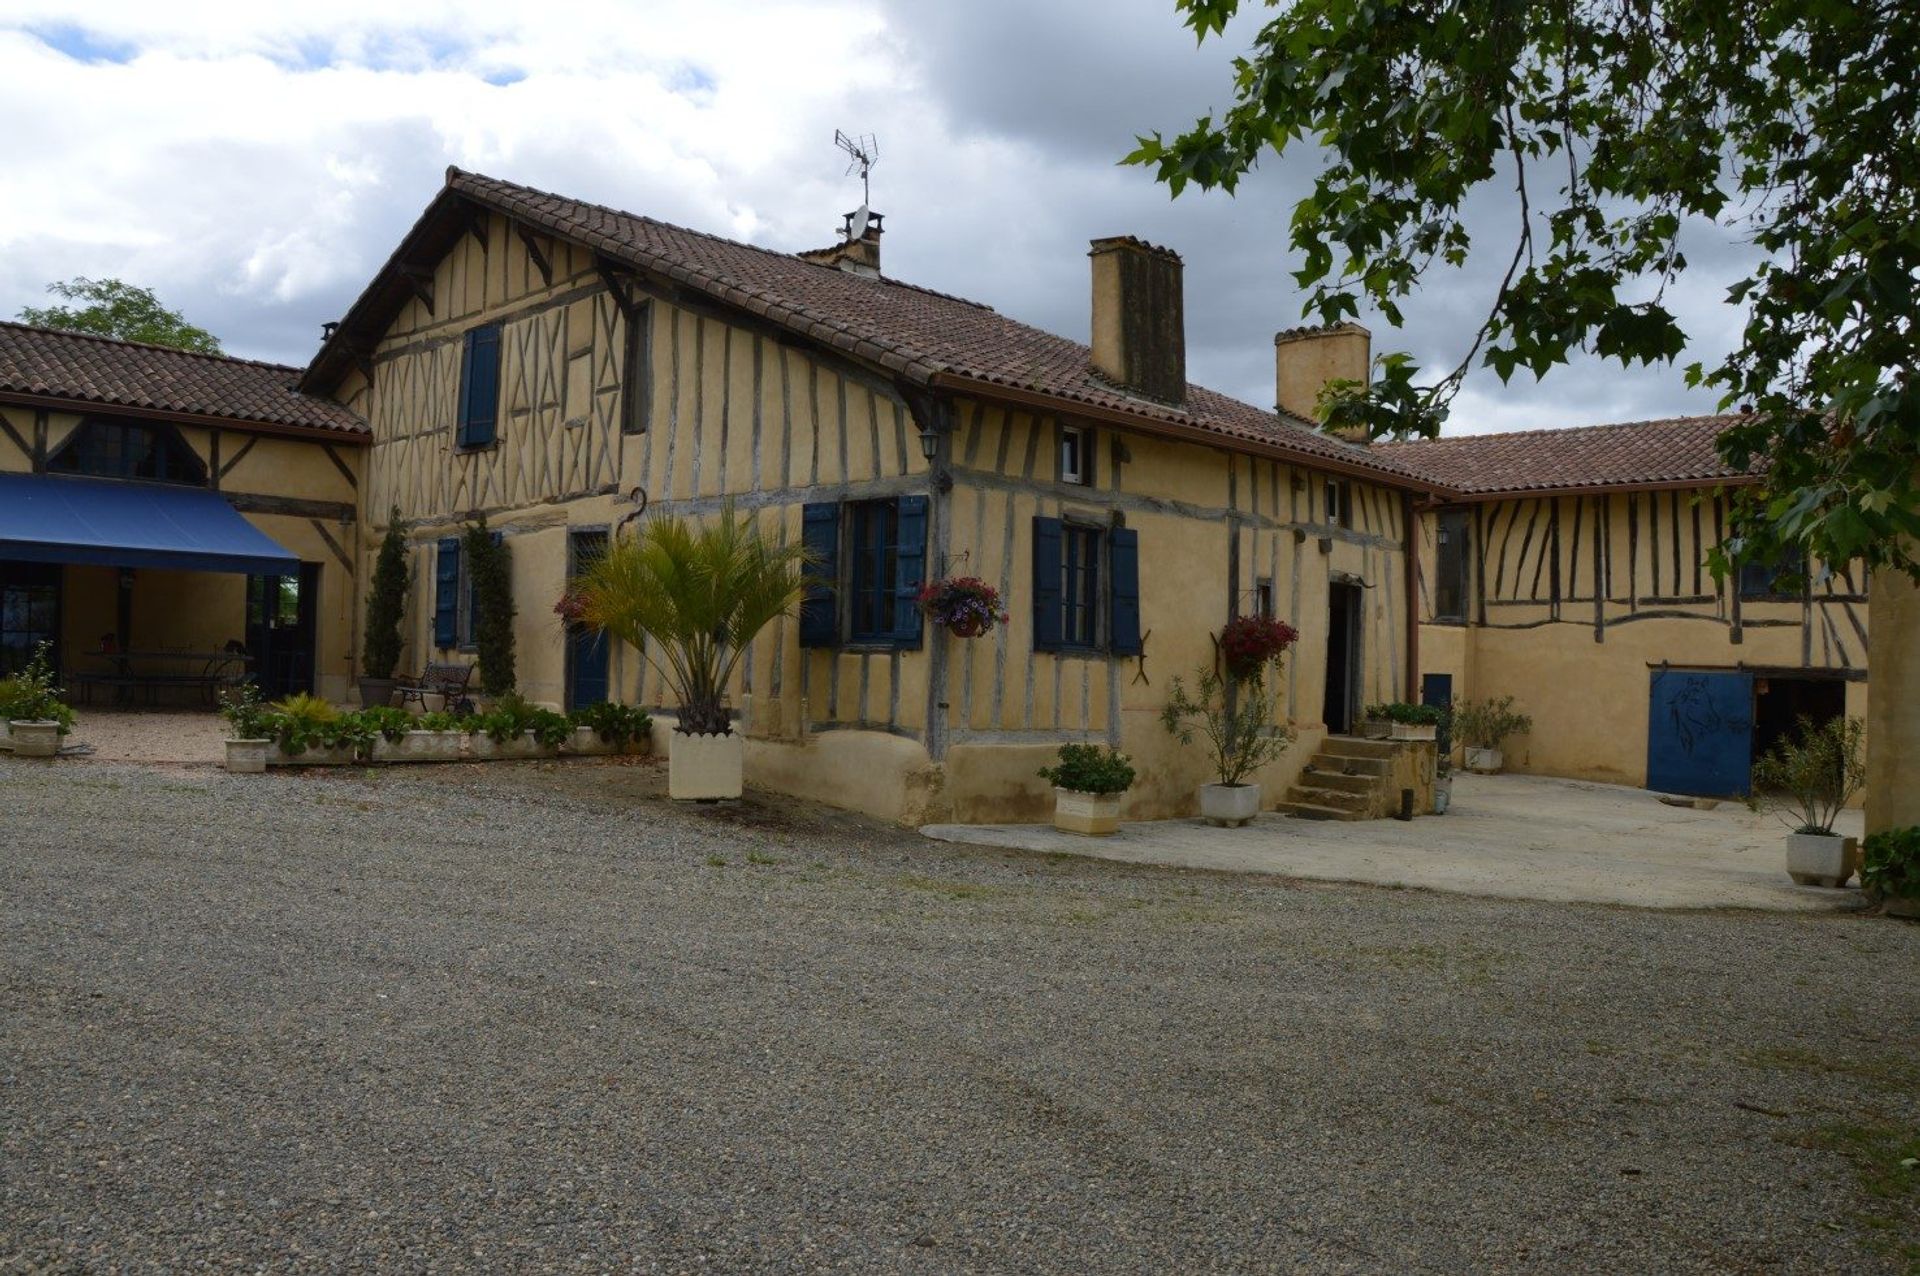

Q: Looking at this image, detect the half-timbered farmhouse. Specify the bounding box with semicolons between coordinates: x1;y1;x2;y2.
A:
1383;416;1872;797
292;169;1439;823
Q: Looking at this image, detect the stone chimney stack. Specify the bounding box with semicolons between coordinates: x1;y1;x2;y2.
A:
797;209;884;277
1274;322;1371;441
1089;237;1185;405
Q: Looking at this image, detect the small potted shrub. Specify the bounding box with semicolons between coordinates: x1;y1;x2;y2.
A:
0;643;75;758
265;693;369;766
1452;695;1532;772
1750;715;1866;888
1357;704;1394;740
365;705;464;763
219;684;271;774
1861;826;1920;919
359;511;409;708
1161;666;1294;827
1378;702;1445;741
566;702;653;756
916;576;1009;638
467;692;571;761
1038;743;1136;836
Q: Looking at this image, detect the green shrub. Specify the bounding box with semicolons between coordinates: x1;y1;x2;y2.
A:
1451;695;1532;749
417;710;462;732
1038;743;1136;796
464;517;516;696
1749;715;1866;835
1160;666;1293;785
362;510;410;681
264;693;373;757
1365;701;1445;726
0;642;76;734
1861;827;1920;903
218;684;270;741
357;705;417;744
474;691;571;746
568;701;653;746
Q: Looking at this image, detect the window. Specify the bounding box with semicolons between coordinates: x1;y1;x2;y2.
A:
1325;479;1352;528
456;323;502;449
434;538;462;648
848;501;901;642
48;418;206;485
1739;548;1805;599
1031;516;1142;654
622;302;651;435
1060;425;1090;486
1255;577;1275;618
1;562;60;677
1434;509;1470;622
798;495;928;649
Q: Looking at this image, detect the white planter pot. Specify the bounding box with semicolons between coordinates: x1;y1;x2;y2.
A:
1390;722;1438;741
268;742;361;766
1053;787;1122;836
7;720;62;758
1433;779;1452;815
466;730;555;761
1786;831;1858;888
371;730;465;763
224;739;270;774
669;729;743;800
1464;746;1504;773
566;725;618;756
1199;782;1261;827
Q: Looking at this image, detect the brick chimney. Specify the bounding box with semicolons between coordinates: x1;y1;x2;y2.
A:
1274;322;1371;441
797;209;884;277
1089;237;1185;404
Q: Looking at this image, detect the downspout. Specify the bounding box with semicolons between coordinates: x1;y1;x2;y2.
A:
1403;490;1421;701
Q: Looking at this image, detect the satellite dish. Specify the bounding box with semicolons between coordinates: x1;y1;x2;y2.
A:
849;204;871;240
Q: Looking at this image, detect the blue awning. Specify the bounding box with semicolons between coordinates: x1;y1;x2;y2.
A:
0;473;300;575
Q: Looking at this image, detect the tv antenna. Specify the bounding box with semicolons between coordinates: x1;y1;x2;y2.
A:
834;129;879;206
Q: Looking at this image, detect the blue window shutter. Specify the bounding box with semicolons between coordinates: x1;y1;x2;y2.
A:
1109;527;1142;655
1032;516;1064;652
892;494;928;646
434;538;461;648
457;325;501;448
800;502;840;648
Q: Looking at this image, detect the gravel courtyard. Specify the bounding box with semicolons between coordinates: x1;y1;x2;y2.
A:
4;758;1917;1273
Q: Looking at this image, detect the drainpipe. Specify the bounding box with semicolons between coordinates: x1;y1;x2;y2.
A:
1403;491;1420;701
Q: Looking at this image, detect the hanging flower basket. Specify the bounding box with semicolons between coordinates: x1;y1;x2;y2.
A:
1218;615;1301;679
916;576;1009;638
553;589;590;624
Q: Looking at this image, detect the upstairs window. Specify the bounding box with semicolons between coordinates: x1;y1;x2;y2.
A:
1738;547;1805;600
456;323;502;449
1434;509;1470;621
1060;425;1090;486
48;418;206;485
1325;479;1353;528
622;302;651;435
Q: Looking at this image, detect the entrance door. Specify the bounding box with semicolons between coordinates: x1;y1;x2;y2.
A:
1647;669;1754;797
1751;676;1846;766
1;560;61;677
566;530;610;710
247;563;318;699
1323;581;1362;734
1421;672;1454;757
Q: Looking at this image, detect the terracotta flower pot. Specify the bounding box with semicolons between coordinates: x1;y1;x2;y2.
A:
949;615;986;638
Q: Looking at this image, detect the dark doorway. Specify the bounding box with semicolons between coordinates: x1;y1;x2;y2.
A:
247;563;319;699
566;530;611;710
1751;675;1847;766
1323;581;1362;734
1421;672;1454;757
1;560;62;677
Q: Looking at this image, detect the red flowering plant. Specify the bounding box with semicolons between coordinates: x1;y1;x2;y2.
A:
1218;615;1300;679
916;576;1009;638
553;588;590;624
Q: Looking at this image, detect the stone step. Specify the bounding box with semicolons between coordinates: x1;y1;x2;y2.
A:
1320;734;1399;760
1279;799;1368;821
1294;768;1381;795
1284;784;1371;813
1309;752;1391;778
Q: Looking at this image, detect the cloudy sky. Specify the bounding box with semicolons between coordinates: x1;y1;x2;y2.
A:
0;0;1745;434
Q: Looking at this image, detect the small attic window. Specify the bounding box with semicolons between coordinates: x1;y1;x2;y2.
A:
48;418;207;486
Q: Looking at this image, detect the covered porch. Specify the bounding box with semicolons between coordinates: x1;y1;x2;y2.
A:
0;473;317;704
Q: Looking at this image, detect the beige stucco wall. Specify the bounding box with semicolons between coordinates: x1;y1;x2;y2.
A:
1865;565;1917;834
1415;488;1870;791
0;403;363;702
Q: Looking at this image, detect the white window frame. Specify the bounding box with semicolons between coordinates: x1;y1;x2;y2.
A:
1061;425;1088;486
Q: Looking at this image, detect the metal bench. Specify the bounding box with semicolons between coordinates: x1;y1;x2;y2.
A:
394;662;476;715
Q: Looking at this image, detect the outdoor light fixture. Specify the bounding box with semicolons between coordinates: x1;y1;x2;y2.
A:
918;425;939;461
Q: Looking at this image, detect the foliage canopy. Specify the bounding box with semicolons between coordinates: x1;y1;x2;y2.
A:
18;277;224;355
1128;0;1920;579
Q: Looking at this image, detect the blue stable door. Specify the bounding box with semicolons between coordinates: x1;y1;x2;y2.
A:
1647;669;1754;797
566;530;610;710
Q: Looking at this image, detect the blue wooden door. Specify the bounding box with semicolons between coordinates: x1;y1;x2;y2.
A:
1421;673;1454;757
567;531;610;710
1647;669;1753;797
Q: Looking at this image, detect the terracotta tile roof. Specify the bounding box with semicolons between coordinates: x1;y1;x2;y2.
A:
0;321;367;437
308;168;1434;485
1376;413;1752;496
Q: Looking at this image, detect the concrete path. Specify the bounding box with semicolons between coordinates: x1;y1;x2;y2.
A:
922;772;1869;912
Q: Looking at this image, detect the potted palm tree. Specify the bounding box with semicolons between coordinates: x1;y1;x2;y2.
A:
1452;695;1532;772
574;505;809;800
1750;715;1867;888
358;511;409;708
1161;666;1294;827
